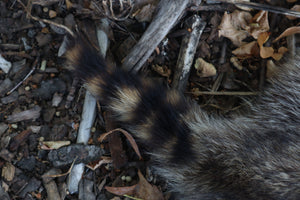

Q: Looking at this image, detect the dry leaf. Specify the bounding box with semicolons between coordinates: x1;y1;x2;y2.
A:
274;26;300;42
134;170;164;200
287;5;300;20
40;141;71;150
272;47;288;61
1;162;15;181
99;128;142;160
105;185;137;196
194;58;216;77
232;41;259;57
105;171;164;200
260;46;274;58
219;11;252;46
250;11;270;39
257;32;270;47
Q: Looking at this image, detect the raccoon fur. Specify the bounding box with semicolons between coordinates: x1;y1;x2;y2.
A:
65;36;300;200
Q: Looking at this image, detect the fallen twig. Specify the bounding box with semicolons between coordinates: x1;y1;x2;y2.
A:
6;57;38;95
122;0;189;72
172;15;206;92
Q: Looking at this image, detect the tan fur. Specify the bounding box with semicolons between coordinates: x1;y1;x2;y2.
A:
110;87;141;122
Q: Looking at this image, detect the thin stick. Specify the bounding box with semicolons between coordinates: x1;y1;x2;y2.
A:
172;15;206;92
6;57;39;95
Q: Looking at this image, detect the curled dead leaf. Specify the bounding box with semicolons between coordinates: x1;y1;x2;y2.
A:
134;170;164;200
219;11;252;46
250;11;269;39
274;26;300;42
40;141;71;150
194;58;216;77
99;128;142;160
257;32;270;47
272;47;288;61
105;185;137;196
232;41;259;57
260;46;274;59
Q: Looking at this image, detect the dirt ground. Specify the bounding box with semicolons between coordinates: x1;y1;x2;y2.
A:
0;0;299;199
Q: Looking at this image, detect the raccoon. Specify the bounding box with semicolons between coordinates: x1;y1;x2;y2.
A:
65;36;300;200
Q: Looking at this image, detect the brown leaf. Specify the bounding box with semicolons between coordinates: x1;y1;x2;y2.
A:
232;41;259;57
194;58;216;77
250;11;270;39
274;26;300;42
218;11;252;46
134;170;164;200
260;46;274;59
40;141;71;150
257;32;270;47
105;185;137;196
99;128;142;160
271;47;288;61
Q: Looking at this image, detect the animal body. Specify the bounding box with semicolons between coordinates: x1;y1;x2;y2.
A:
65;36;300;200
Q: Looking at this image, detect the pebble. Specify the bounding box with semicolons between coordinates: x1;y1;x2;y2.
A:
25;86;30;91
0;78;13;97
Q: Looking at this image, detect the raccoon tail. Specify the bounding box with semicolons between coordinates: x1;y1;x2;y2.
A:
65;35;197;163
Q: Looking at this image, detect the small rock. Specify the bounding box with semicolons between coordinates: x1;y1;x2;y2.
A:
43;7;49;12
27;29;36;38
0;54;12;73
0;185;10;200
31;73;44;84
52;92;63;107
49;10;57;18
9;59;26;77
11;124;18;129
40;60;47;71
19;177;41;198
21;37;32;51
1;91;18;104
43;108;56;122
17;155;36;171
78;179;96;200
25;86;31;91
6;106;41;123
33;78;66;100
0;78;13;97
0;123;8;136
36;33;52;47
